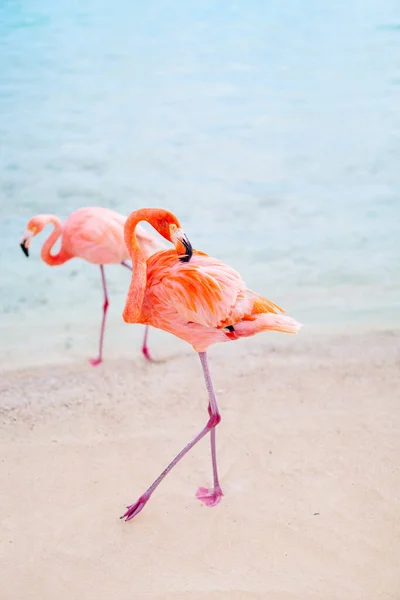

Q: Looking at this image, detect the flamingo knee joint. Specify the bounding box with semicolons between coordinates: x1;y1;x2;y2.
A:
207;412;221;429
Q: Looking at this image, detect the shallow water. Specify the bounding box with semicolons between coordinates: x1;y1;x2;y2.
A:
1;0;400;353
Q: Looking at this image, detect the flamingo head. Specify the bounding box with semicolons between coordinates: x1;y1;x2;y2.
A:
20;216;47;257
144;209;193;263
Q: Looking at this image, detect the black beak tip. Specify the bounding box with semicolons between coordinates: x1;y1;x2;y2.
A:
178;236;193;263
20;242;29;257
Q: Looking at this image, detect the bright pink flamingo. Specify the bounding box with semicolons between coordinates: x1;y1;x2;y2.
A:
120;208;302;521
20;206;162;365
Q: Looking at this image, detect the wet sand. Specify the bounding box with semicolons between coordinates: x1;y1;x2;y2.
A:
1;330;399;599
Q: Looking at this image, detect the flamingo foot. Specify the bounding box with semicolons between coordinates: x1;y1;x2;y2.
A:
196;486;223;507
88;357;103;367
142;345;152;361
120;493;150;522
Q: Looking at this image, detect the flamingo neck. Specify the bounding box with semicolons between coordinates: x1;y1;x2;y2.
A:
122;210;154;323
40;215;70;266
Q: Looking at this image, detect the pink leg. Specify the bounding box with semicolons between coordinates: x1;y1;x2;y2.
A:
89;265;108;367
121;262;152;360
196;351;224;506
141;325;151;361
121;351;223;521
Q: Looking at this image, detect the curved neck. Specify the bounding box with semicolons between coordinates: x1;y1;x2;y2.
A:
40;216;70;266
122;210;153;323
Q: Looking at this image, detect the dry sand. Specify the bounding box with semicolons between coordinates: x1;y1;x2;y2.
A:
1;330;399;599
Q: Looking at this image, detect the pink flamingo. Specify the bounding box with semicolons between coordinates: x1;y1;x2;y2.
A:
120;208;302;521
20;206;162;365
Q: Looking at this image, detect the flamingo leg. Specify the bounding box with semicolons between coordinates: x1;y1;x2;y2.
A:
196;351;224;506
89;265;108;367
121;351;223;522
141;325;151;360
121;261;152;360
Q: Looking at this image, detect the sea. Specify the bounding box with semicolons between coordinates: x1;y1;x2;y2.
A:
1;0;400;364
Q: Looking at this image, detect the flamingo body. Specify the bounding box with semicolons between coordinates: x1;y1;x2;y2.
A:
137;249;299;352
59;207;130;265
60;207;161;265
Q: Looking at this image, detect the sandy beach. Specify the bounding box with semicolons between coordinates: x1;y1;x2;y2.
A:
1;329;399;599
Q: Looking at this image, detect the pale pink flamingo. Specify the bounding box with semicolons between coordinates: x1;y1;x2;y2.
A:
20;206;162;365
120;208;302;521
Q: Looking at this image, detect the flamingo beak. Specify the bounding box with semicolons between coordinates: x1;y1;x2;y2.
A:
20;230;34;257
20;238;29;257
170;225;193;262
177;233;193;263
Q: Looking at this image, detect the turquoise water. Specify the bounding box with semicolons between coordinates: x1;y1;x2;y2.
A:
1;0;400;352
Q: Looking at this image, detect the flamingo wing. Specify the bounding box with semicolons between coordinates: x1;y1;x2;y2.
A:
63;209;128;263
64;208;161;263
149;252;256;328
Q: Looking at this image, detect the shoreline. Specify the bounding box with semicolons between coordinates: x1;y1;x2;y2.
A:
1;315;399;374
